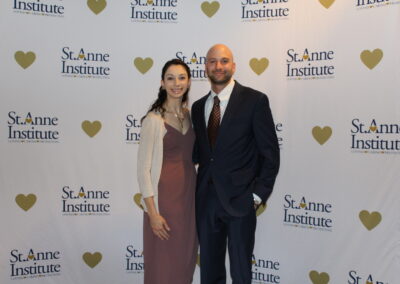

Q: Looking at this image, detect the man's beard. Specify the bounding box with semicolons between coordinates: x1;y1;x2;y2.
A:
207;71;232;85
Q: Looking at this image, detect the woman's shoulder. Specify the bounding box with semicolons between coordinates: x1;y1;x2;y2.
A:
144;110;163;121
183;107;191;116
141;111;165;132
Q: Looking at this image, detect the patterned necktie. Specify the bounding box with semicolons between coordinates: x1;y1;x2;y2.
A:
207;96;220;148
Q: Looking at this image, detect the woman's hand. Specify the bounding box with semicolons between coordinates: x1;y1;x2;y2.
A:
142;196;170;240
149;214;170;240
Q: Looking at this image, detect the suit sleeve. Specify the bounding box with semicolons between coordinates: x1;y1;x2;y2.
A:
252;94;280;203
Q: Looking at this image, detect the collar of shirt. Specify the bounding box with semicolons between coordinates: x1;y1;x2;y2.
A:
205;79;235;125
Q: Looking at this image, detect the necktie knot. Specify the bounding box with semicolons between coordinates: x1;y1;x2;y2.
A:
214;96;220;106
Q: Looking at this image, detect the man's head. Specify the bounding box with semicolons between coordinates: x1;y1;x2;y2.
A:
205;44;236;90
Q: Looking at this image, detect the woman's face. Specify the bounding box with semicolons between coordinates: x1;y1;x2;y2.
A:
161;64;191;101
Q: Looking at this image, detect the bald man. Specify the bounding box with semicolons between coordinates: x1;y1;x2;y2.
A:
191;44;280;284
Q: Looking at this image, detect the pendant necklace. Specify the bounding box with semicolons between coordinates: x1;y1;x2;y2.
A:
166;109;185;132
175;112;184;132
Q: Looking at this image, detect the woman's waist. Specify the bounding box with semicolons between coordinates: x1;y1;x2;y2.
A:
162;157;194;164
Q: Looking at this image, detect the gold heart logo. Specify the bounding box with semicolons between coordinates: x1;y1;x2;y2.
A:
82;252;102;268
15;194;37;211
256;203;267;217
312;126;332;145
300;202;306;208
87;0;107;15
303;55;309;60
309;270;330;284
14;51;36;69
369;126;377;132
25;118;32;123
81;120;102;137
319;0;335;9
201;1;220;18
134;57;153;74
147;0;154;4
249;58;269;75
360;49;383;70
28;254;34;260
133;193;144;210
359;210;382;231
79;192;85;197
366;281;373;284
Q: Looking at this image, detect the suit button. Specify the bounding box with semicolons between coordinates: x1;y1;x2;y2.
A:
210;158;214;162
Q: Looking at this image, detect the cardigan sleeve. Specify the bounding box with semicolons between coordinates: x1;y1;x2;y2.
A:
137;113;159;199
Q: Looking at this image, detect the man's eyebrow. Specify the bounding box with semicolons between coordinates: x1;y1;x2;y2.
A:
207;57;230;60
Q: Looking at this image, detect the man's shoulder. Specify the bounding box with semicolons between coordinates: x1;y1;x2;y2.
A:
192;93;210;108
235;81;267;101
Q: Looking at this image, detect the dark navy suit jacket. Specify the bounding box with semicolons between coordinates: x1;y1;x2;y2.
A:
192;81;280;217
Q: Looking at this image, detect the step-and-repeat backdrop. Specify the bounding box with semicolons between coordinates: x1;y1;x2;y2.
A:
1;1;399;283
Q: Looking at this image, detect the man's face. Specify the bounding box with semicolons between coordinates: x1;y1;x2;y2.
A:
205;46;236;86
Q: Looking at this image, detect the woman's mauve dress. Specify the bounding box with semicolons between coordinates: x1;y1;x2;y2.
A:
143;122;198;284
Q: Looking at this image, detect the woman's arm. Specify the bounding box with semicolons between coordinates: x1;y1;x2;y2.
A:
137;114;170;240
137;115;157;200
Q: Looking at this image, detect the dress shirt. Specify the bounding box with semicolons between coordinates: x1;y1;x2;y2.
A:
204;79;261;205
204;79;235;126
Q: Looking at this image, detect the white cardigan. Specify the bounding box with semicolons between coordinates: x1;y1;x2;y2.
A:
137;111;167;212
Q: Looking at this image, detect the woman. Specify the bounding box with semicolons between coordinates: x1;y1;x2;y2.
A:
137;59;197;284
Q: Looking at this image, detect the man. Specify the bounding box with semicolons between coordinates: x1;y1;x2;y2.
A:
191;44;280;284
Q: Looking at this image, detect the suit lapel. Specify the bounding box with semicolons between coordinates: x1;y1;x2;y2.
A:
214;82;243;150
197;92;212;150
